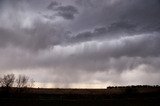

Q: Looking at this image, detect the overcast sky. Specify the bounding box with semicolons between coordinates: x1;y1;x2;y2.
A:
0;0;160;88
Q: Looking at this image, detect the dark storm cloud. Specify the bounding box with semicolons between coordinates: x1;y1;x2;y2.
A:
47;1;79;20
1;0;160;51
70;21;137;43
55;5;78;20
23;21;68;51
0;20;67;51
47;1;59;10
107;21;136;34
69;0;160;52
0;0;69;51
72;0;160;33
2;33;160;72
0;0;160;87
66;33;160;72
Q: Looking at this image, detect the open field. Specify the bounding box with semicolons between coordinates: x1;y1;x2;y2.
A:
0;86;160;106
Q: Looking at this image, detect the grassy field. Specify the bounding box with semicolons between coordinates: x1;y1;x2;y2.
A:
0;86;160;106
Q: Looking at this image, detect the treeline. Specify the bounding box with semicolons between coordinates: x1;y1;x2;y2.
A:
107;85;160;95
0;74;35;88
107;85;160;89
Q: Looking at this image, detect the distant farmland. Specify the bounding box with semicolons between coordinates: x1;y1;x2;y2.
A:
0;85;160;106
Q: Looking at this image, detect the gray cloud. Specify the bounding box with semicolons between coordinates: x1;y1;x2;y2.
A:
0;0;69;51
0;0;160;88
1;32;160;72
47;1;59;10
70;21;137;43
47;1;79;20
55;5;78;20
72;0;160;33
0;20;68;51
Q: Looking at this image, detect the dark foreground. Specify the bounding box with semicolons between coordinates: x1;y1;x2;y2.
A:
0;86;160;106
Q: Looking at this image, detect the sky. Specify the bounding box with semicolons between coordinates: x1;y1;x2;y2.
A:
0;0;160;88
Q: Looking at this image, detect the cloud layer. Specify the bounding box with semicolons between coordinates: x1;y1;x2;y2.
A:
0;0;160;88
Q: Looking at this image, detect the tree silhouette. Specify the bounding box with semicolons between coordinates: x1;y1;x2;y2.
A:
29;78;35;88
16;75;29;88
0;74;15;88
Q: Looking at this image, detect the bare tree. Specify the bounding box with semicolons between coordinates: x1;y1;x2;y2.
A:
0;74;15;87
0;77;3;86
29;78;35;88
16;75;29;88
